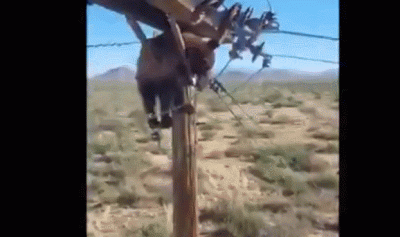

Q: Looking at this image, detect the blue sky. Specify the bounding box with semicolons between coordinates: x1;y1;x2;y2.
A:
87;0;339;77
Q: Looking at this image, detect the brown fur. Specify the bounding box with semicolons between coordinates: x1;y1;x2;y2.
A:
136;32;217;120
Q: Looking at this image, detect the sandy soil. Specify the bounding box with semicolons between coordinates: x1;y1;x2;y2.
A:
87;80;339;237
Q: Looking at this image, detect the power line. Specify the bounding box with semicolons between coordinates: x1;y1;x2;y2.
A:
265;30;339;41
271;54;338;64
86;29;338;49
86;41;338;64
211;79;260;127
87;41;141;48
230;67;265;95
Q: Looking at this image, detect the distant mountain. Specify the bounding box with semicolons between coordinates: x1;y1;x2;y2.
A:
89;66;136;83
88;66;338;85
218;68;338;83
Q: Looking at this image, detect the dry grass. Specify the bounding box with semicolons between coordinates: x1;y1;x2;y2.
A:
87;79;339;236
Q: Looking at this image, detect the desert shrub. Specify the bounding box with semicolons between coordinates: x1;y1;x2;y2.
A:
139;222;168;237
127;109;148;132
312;91;322;99
204;150;224;159
201;130;217;141
135;135;151;143
237;126;257;138
334;92;339;102
256;144;314;172
298;105;317;114
253;159;311;193
206;98;229;112
91;143;111;155
117;190;139;207
297;105;322;119
262;87;284;103
87;145;94;160
224;139;259;159
230;90;253;104
257;130;275;139
315;141;339;153
197;106;207;118
271;114;292;124
225;205;267;237
225;146;253;158
251;144;337;201
230;115;245;127
311;129;339;140
201;199;267;237
237;126;275;139
272;97;303;108
251;97;264;105
330;102;339;110
262;109;274;118
120;152;152;177
308;172;339;190
142;143;168;155
198;123;223;131
258;117;272;124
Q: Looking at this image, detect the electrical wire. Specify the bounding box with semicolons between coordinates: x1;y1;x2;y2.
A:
271;54;338;64
265;30;339;41
87;41;141;48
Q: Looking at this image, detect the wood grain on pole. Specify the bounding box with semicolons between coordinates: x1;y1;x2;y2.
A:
172;86;198;237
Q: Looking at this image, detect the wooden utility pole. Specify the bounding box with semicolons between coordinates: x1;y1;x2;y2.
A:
168;16;199;237
172;87;198;237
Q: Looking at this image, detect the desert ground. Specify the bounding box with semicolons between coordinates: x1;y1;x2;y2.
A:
86;74;339;237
